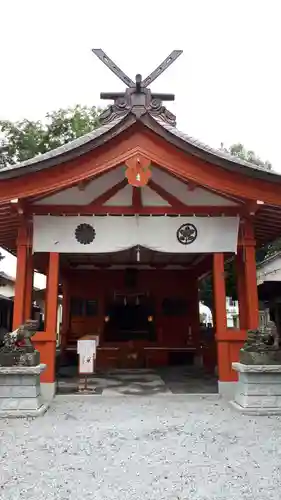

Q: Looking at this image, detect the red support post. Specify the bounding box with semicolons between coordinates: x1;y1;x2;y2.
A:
236;249;247;329
39;252;59;384
240;219;259;330
13;223;28;329
213;253;229;381
61;276;70;349
45;252;59;337
24;250;34;321
244;245;259;330
213;253;227;334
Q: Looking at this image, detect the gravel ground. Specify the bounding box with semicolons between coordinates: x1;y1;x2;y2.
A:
1;395;281;500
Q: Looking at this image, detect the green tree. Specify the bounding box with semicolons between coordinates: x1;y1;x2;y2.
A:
199;143;274;311
0;105;103;166
0;141;8;169
221;142;272;170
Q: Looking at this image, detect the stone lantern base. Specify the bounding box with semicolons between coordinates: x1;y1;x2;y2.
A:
230;362;281;415
0;364;48;418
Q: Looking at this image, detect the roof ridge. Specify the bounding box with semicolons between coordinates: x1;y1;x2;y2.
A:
151;115;277;174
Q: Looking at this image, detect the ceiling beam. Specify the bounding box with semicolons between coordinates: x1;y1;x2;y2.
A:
28;205;244;216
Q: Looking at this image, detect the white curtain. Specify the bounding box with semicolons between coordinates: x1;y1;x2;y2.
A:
33;215;239;254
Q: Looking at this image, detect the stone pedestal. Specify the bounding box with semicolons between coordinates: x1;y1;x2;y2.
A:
0;364;48;418
230;362;281;415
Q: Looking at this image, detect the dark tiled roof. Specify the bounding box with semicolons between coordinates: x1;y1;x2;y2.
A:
0;109;279;182
0;115;130;178
150;115;280;180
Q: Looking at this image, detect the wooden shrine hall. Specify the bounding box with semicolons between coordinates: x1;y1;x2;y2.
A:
1;49;281;397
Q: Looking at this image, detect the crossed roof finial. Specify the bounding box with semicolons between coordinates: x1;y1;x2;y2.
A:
92;49;183;126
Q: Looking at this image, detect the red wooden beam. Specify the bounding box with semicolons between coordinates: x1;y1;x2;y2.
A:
67;262;191;269
255;220;281;231
0;226;19;233
88;178;127;207
0;232;18;239
28;179;129;215
256;212;281;222
0;220;19;226
148;179;187;209
255;220;281;230
132;187;142;212
29;204;244;216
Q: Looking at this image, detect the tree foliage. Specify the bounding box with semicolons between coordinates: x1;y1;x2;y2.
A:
221;142;272;170
199;143;274;310
0;105;103;167
0;105;103;263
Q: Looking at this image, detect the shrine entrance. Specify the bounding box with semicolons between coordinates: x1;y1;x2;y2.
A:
103;291;156;343
56;246;206;373
55;245;218;393
1;48;277;399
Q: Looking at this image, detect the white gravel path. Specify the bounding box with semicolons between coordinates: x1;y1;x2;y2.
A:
1;395;281;500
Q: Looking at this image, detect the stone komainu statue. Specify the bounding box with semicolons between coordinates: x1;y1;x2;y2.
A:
0;319;40;367
240;321;281;365
264;320;280;349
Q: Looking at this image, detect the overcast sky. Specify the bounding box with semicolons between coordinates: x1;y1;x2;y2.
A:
0;0;280;283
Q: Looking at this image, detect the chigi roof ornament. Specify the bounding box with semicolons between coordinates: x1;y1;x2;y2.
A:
92;48;182;126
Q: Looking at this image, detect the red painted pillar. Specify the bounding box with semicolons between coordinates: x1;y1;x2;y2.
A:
13;223;29;329
61;275;70;349
213;253;227;333
240;219;259;330
213;253;228;381
24;250;34;321
40;252;59;384
46;252;59;337
244;245;259;330
236;249;247;329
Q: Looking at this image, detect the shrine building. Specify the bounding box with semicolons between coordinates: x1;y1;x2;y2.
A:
1;49;281;399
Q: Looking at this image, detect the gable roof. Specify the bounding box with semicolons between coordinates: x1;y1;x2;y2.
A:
141;114;279;182
0;110;279;183
0;106;281;256
0;114;133;179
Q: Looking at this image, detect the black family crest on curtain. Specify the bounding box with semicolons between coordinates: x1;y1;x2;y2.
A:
75;223;96;245
176;223;197;245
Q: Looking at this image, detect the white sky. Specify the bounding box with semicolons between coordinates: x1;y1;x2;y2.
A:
0;0;280;283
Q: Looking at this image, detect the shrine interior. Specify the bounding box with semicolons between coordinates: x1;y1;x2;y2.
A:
32;248;218;375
